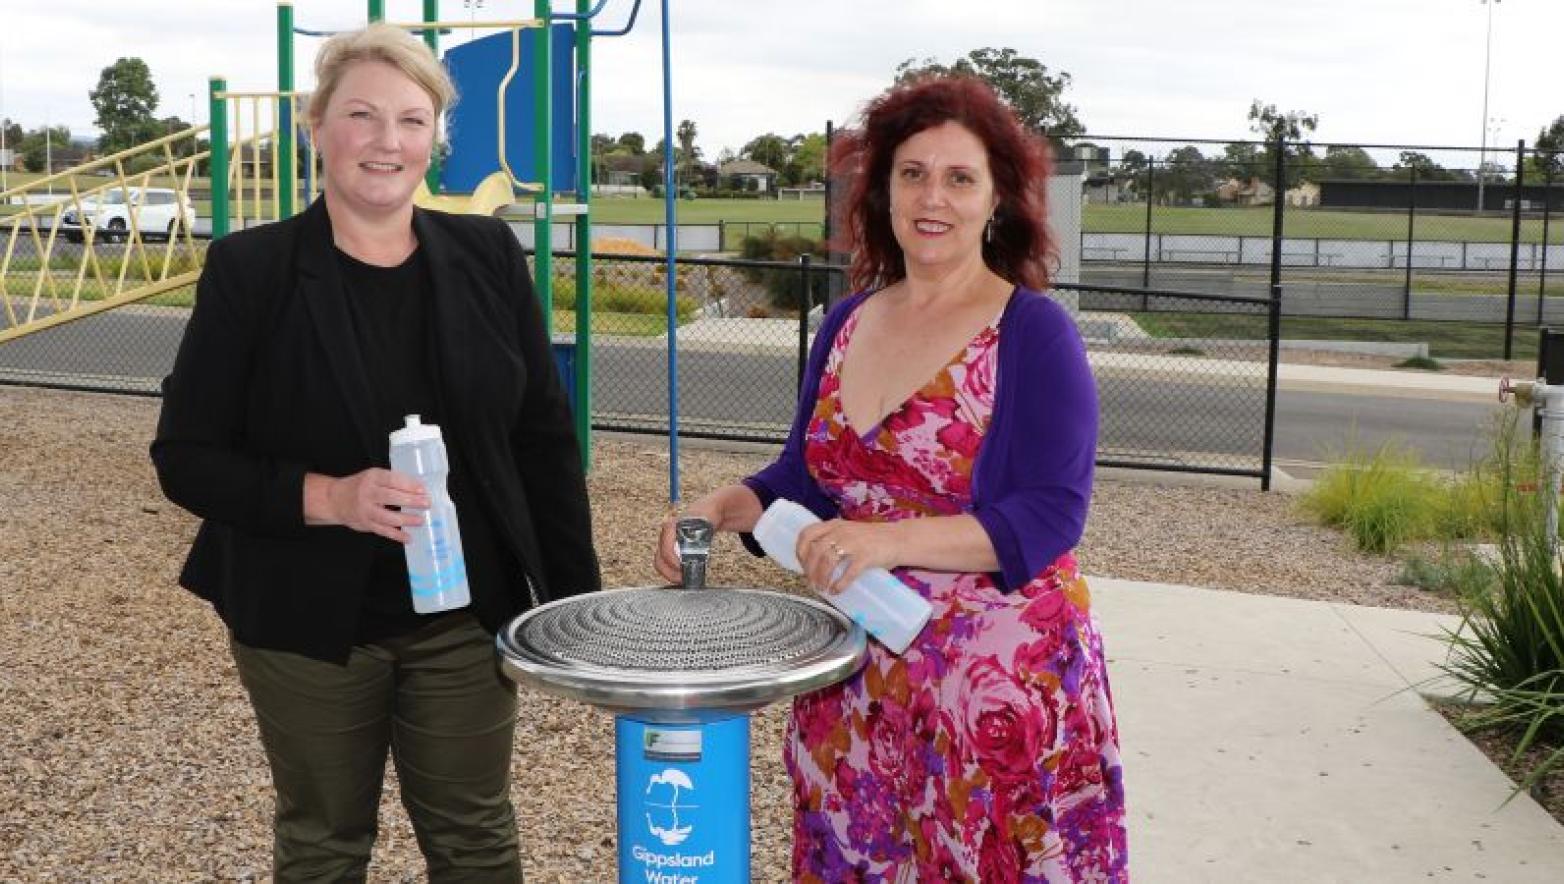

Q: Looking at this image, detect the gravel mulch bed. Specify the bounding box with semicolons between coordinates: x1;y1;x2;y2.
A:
0;384;1461;880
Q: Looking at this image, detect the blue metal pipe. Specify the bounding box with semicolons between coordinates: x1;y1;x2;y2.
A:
592;0;643;36
661;0;679;504
549;0;611;20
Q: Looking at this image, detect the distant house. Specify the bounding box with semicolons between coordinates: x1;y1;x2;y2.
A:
1083;171;1135;204
0;148;16;172
719;159;778;193
1067;143;1112;173
1285;181;1321;207
1216;177;1275;206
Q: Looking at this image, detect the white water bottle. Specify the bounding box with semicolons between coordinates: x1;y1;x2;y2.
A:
388;415;471;614
752;498;932;654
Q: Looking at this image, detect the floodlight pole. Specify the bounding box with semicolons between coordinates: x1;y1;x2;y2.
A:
1477;0;1499;213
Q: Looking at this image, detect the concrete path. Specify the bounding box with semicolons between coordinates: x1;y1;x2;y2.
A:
1092;577;1564;881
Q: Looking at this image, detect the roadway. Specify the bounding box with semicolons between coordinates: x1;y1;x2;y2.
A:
0;307;1508;478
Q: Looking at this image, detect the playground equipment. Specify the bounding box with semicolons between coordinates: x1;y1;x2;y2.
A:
0;0;710;491
0;129;210;346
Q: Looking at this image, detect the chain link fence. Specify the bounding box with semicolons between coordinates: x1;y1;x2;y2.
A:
1074;136;1562;359
0;242;1280;484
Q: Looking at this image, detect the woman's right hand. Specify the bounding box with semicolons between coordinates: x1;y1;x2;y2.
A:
304;470;430;543
653;498;724;585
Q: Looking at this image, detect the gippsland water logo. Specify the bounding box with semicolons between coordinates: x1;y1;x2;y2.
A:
644;768;698;846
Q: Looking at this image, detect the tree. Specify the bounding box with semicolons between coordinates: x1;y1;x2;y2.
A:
1393;151;1466;182
1247;100;1318;186
590;132;617;155
1320;145;1380;181
616;131;645;155
1528;115;1564;181
1217;142;1264;183
789;132;827;184
1157;145;1217;205
90;57;161;153
19;125;71;173
1;118;22;151
894;47;1082;137
1115;149;1148;194
675;119;700;166
740;133;791;172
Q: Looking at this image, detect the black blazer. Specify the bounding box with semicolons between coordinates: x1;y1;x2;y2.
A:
151;199;600;661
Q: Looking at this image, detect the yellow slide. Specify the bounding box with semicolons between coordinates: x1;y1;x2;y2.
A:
413;170;517;216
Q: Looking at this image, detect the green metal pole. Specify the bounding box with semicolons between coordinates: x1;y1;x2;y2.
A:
574;0;593;465
368;0;384;22
533;1;553;323
422;0;441;192
210;76;229;240
277;1;296;218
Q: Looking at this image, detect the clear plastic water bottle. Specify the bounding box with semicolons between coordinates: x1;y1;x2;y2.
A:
752;498;932;654
388;415;471;614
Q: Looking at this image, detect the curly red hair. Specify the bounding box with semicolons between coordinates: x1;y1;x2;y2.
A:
830;75;1055;292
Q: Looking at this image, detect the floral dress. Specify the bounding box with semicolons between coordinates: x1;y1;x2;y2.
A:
785;306;1127;883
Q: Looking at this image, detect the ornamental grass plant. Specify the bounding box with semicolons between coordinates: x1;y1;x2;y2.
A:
1438;410;1564;801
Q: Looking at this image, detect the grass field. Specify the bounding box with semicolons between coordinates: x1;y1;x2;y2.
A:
1129;310;1541;360
585;197;1561;244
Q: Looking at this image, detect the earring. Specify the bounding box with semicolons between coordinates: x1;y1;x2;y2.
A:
985;216;995;243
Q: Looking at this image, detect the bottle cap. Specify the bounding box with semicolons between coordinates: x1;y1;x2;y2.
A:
389;414;443;446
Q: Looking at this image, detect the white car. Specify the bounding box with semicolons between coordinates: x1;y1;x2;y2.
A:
60;187;197;243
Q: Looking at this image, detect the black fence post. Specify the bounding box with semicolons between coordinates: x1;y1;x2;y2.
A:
1403;164;1417;320
797;254;811;392
1261;138;1286;492
1504;139;1526;361
1141;159;1154;297
1540;158;1555;326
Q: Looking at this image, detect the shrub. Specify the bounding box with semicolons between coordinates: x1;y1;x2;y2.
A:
1395;355;1445;371
1439;408;1564;800
1397;551;1496;597
547;277;693;318
1300;441;1444;554
738;229;829;312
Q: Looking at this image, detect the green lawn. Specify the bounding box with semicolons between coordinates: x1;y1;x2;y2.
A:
548;310;674;336
1087;204;1560;243
1129;310;1541;360
583;198;1559;244
586;196;825;224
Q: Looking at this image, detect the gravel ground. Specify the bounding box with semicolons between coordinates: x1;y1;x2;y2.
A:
0;384;1445;881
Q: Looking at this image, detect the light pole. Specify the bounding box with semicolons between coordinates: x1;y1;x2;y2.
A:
0;39;8;195
189;92;197;127
1477;0;1500;213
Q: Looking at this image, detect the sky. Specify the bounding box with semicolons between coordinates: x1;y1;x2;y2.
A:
1;0;1561;165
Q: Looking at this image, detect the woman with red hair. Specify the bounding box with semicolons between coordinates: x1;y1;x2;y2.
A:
656;75;1126;881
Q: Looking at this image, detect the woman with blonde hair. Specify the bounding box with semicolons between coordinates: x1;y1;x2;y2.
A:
153;23;597;881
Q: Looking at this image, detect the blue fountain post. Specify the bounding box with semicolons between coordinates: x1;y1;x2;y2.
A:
615;714;750;882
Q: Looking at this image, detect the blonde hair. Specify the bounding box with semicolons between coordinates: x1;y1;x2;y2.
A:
306;22;457;139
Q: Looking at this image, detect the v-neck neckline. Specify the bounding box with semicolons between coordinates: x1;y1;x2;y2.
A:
832;293;1009;446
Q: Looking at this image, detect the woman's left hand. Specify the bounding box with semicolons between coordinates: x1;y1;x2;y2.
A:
796;519;901;596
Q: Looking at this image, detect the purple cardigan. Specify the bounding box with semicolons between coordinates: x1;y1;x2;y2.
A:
742;287;1098;592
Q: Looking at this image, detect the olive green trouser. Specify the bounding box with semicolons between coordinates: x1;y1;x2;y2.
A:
230;612;521;883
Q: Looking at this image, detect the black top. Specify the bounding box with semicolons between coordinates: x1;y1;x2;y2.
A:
336;246;441;642
151;200;600;664
336;246;519;644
